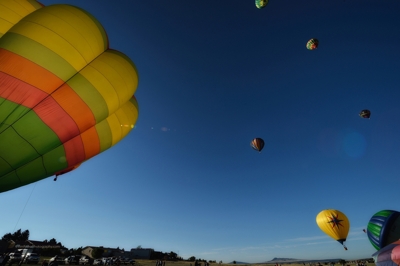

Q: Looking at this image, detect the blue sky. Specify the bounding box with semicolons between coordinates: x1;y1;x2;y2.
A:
1;0;400;263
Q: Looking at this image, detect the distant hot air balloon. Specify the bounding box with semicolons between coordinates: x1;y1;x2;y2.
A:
363;229;367;233
316;209;350;250
306;38;319;50
255;0;269;9
0;2;139;193
250;138;265;152
367;210;400;250
372;240;400;266
360;110;371;119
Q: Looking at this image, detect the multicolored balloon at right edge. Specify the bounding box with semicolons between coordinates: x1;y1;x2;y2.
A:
367;210;400;250
372;240;400;266
316;209;350;250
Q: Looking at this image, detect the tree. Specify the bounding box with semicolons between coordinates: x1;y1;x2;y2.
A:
188;256;196;261
136;245;142;249
1;233;12;242
1;229;29;242
92;248;104;259
169;252;178;260
233;261;236;264
48;238;58;245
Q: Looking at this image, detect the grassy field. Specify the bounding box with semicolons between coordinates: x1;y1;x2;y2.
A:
118;260;375;266
10;259;375;266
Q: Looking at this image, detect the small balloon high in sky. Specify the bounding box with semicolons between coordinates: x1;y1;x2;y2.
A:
255;0;268;9
250;138;265;152
306;38;319;50
359;109;371;119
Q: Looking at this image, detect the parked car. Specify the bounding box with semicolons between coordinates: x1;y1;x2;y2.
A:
120;258;130;265
54;256;66;265
9;253;22;263
93;259;103;266
101;258;110;265
79;256;93;265
65;256;81;265
24;253;40;264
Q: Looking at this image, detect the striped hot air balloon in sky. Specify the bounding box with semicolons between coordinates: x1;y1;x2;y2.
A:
367;210;400;250
0;1;139;193
306;38;319;50
250;138;265;152
360;109;371;119
255;0;268;9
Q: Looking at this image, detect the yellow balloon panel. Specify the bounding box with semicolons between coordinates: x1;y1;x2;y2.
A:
0;0;42;37
9;5;108;71
79;50;139;117
316;209;350;242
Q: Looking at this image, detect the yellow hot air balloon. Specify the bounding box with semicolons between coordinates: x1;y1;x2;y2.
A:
316;209;350;250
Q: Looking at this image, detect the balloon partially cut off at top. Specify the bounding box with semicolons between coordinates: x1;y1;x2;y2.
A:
0;1;139;193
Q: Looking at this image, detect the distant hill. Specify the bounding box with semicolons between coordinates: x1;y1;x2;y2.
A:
270;258;298;262
228;257;370;265
263;258;345;264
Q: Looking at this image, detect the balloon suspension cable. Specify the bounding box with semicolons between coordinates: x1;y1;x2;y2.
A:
13;182;36;232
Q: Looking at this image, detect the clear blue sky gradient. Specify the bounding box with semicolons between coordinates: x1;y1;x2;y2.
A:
1;0;400;263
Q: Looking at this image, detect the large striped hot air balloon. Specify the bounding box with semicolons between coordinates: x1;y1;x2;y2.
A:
367;210;400;250
0;1;139;193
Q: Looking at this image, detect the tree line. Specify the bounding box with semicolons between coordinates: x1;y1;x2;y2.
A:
2;229;84;257
1;229;216;262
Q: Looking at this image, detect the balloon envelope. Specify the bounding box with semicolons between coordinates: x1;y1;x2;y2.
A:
368;210;400;250
316;209;350;248
372;240;400;266
0;2;139;193
255;0;269;9
360;109;371;119
0;0;43;37
251;138;265;152
306;38;319;50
